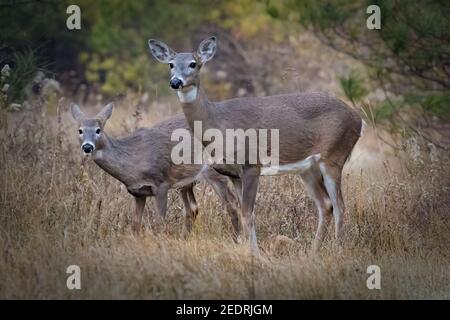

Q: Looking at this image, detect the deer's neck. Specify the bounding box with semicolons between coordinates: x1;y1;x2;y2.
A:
179;85;215;133
93;133;131;185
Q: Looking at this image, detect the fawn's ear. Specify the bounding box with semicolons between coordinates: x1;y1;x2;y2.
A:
96;103;113;123
70;103;85;122
197;36;216;64
148;39;177;63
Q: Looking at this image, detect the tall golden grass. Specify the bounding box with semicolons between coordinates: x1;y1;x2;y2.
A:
0;98;449;299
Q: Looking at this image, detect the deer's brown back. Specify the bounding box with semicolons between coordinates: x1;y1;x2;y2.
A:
208;92;362;166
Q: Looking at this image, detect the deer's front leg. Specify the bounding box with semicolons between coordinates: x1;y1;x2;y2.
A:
133;196;146;233
240;166;260;254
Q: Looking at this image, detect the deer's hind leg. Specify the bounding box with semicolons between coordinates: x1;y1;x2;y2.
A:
203;168;242;243
132;196;147;234
181;184;199;239
299;161;333;253
231;177;242;205
319;161;345;246
240;166;260;255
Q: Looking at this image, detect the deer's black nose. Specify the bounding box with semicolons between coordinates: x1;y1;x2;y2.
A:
82;143;94;154
170;78;182;89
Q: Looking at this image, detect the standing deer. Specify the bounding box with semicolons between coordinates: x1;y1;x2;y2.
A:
70;103;241;240
148;36;362;253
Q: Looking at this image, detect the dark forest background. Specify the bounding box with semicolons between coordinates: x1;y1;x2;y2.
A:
1;0;449;145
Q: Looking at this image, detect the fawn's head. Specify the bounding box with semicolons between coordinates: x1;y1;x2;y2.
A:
70;103;113;156
148;36;217;92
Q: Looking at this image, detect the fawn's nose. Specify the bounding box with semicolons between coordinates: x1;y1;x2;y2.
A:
170;78;183;90
82;143;94;154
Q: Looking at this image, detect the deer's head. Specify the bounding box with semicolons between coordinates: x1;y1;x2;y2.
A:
148;36;217;93
70;103;113;156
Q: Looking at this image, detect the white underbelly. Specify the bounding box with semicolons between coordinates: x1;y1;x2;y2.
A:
173;164;208;188
260;154;321;176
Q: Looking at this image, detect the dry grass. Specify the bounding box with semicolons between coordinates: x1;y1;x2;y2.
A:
0;99;449;299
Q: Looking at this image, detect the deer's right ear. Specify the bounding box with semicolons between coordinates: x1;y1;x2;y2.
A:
70;103;84;122
148;39;176;63
197;36;217;63
97;103;114;123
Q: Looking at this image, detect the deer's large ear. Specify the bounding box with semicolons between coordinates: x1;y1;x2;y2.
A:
197;36;216;63
70;103;85;122
96;103;113;123
148;39;176;63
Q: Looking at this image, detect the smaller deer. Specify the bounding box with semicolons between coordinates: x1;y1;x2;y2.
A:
70;103;241;239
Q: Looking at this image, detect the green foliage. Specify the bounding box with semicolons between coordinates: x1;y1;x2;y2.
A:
74;0;280;95
0;51;47;108
0;0;282;99
374;100;396;121
0;0;210;98
1;0;448;124
291;0;450;119
266;3;280;19
8;51;42;104
209;0;275;37
75;0;208;96
0;0;83;105
404;92;450;118
339;71;368;104
294;0;358;30
0;0;80;49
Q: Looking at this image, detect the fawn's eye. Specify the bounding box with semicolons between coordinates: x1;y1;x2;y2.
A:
169;63;174;69
189;62;196;68
96;128;101;134
78;129;83;135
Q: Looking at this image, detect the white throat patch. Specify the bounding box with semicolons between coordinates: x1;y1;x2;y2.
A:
177;86;198;103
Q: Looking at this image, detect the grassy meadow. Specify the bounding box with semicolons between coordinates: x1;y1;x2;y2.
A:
0;95;449;299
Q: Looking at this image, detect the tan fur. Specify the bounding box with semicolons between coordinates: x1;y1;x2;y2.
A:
182;89;361;168
71;104;241;240
149;37;362;253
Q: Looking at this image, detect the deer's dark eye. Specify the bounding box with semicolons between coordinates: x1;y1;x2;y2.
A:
96;128;101;134
169;63;174;69
189;62;196;68
78;129;83;134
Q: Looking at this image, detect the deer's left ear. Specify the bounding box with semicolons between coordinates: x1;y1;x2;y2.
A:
197;36;216;63
96;103;113;123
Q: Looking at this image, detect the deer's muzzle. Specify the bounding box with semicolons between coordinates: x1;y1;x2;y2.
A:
170;78;183;90
82;143;94;154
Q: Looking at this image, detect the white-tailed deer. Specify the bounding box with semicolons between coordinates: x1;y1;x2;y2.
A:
70;103;241;240
149;36;363;253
